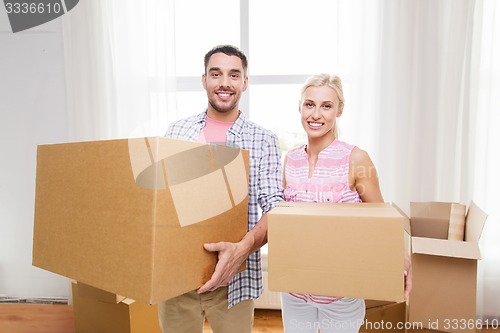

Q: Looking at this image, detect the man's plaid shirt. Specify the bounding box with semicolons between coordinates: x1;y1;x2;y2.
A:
165;110;284;308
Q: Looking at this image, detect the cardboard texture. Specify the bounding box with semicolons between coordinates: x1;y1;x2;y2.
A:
268;202;410;302
409;201;488;333
410;202;452;239
365;300;396;309
72;282;161;333
77;282;126;304
33;137;249;304
361;301;407;333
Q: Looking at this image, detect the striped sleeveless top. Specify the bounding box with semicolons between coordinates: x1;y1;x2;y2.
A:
284;139;362;304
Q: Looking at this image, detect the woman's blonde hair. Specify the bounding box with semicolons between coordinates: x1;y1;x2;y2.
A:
300;73;344;138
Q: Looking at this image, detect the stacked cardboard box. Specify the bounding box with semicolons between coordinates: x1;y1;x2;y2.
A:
362;301;408;333
267;202;411;302
72;282;161;333
33;137;249;304
408;202;488;333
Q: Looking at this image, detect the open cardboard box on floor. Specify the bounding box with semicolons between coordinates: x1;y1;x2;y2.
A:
72;281;161;333
33;137;249;304
408;201;488;333
267;202;410;302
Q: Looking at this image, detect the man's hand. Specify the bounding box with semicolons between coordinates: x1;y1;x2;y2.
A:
404;252;413;299
197;241;250;294
197;214;268;294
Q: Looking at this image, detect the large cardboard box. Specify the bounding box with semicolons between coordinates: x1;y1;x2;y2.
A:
408;201;488;333
72;282;161;333
268;202;410;302
33;137;249;304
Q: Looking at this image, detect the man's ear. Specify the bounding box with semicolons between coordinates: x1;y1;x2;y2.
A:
202;74;207;91
242;75;249;92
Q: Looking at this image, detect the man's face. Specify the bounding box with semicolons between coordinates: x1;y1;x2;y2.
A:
202;53;248;116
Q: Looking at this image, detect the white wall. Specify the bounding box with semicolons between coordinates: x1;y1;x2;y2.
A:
0;10;70;299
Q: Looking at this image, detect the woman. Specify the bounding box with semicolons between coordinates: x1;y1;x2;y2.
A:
281;74;411;333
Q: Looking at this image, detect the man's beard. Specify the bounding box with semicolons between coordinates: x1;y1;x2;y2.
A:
208;99;238;114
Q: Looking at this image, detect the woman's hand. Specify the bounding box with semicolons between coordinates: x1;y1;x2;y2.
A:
404;252;413;299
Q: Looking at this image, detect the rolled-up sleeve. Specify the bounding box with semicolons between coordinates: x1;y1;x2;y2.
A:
257;133;284;214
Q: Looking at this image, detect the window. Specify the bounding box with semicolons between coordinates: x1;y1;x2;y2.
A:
171;0;338;151
172;0;379;153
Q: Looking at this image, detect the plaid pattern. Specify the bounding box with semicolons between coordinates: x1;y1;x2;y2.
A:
165;110;284;308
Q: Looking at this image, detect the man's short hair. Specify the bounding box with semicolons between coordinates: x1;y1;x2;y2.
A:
204;45;248;76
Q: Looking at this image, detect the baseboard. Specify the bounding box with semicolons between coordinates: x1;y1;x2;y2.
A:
0;297;68;304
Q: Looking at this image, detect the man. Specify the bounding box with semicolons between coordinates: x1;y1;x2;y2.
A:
158;45;284;333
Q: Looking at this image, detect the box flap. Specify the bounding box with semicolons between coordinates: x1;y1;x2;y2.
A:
465;201;488;242
411;237;481;259
388;202;411;235
410;202;453;239
410;217;449;239
410;202;452;219
122;298;135;305
77;282;126;304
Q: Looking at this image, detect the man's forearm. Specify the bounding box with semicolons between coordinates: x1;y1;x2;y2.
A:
239;213;269;255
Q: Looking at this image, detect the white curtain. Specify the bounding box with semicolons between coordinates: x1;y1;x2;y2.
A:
373;0;476;208
472;0;500;320
369;0;499;319
61;0;176;141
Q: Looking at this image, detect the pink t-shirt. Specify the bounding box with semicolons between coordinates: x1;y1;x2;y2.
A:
198;116;234;144
284;139;362;304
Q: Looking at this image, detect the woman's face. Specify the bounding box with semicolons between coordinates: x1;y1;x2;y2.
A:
300;85;343;140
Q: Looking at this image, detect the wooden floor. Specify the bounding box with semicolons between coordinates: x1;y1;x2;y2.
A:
0;304;498;333
0;304;283;333
0;304;75;333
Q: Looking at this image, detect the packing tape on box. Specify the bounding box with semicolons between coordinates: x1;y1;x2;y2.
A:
127;138;247;227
